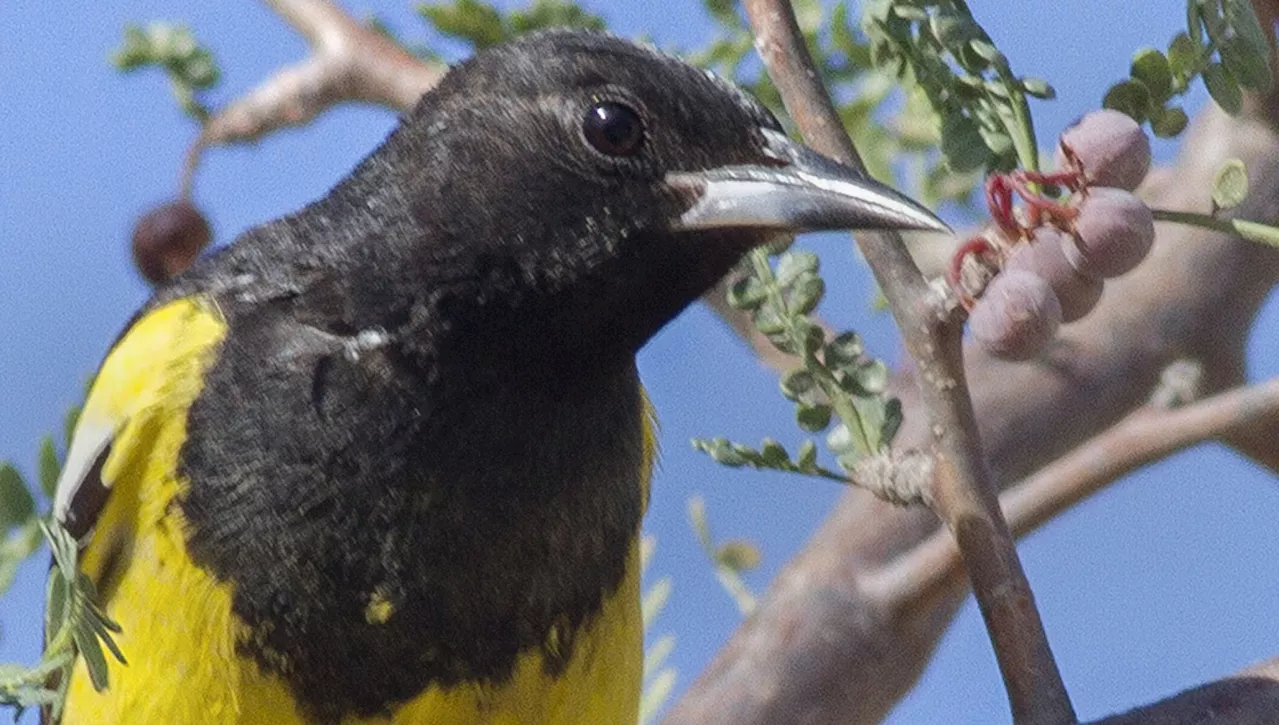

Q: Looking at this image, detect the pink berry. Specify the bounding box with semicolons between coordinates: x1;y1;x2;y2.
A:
1062;187;1155;279
1055;109;1151;191
970;270;1062;361
1005;228;1104;323
132;199;211;284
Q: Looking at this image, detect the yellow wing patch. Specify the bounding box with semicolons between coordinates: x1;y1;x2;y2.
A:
57;298;280;723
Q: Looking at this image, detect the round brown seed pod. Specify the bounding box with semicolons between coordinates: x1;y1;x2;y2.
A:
1062;187;1155;279
132;199;211;284
1055;109;1151;191
1005;228;1104;323
969;270;1062;361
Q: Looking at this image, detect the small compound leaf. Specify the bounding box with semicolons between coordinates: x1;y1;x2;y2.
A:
880;397;904;446
727;276;767;310
1218;0;1273;92
939;114;990;172
1218;34;1274;93
1167;32;1201;80
784;273;826;315
824;332;865;368
779;368;819;402
1130;47;1173;101
38;436;60;500
758;439;789;467
693;438;746;467
1202;62;1243;115
418;0;506;48
796;440;819;470
71;617;110;691
1021;77;1056;99
774;251;820;288
1149;105;1190;137
1102;79;1151;121
795;402;833;432
0;463;35;531
715;540;761;571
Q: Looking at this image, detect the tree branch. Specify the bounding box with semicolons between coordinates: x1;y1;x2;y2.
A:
182;0;443;196
869;378;1280;607
715;2;1079;724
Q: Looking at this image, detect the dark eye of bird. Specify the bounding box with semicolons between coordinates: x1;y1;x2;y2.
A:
582;101;645;157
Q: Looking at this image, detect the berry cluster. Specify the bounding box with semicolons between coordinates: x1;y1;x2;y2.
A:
951;110;1156;360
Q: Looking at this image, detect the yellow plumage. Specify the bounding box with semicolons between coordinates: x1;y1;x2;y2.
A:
58;298;651;724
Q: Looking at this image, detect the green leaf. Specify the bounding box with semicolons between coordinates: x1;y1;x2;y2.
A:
639;668;676;725
1187;0;1205;44
796;440;819;470
751;306;787;336
939;114;989;172
889;4;928;22
779;368;818;402
1130;47;1173;101
1218;34;1273;92
0;521;42;594
693;438;746;467
824;332;864;368
0;463;35;531
880;397;904;446
758;439;789;467
774;251;819;287
1102;79;1152;121
967;39;1005;67
1020;77;1056;100
784;273;825;315
826;422;853;454
854;360;891;394
795;402;833;432
1202;62;1243;114
796;320;825;355
45;564;70;645
1167;32;1202;80
418;0;506;48
928;11;977;47
64;404;83;450
704;0;738;25
727;277;767;310
831;2;871;68
643;633;676;681
38;436;60;500
640;576;671;626
1221;0;1273;87
715;540;761;571
71;616;110;691
508;0;606;35
1212;158;1250;210
1149;105;1190;137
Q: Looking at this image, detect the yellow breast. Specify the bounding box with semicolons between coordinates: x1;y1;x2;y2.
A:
58;298;650;724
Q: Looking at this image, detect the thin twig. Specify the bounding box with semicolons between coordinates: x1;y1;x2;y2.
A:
868;378;1280;607
740;1;1075;723
180;0;443;197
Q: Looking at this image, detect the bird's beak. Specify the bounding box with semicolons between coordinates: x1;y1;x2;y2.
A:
670;128;951;235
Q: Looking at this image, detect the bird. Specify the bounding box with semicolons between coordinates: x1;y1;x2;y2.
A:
49;29;947;725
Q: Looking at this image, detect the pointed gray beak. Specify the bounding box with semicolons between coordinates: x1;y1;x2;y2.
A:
671;128;951;235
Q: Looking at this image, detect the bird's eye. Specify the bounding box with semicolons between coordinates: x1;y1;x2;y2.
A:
582;101;645;157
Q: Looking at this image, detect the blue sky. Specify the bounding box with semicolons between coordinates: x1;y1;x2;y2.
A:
1;1;1275;723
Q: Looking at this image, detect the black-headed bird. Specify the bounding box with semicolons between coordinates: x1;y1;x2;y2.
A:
49;30;946;725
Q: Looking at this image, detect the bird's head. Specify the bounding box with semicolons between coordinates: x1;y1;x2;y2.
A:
349;30;948;366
